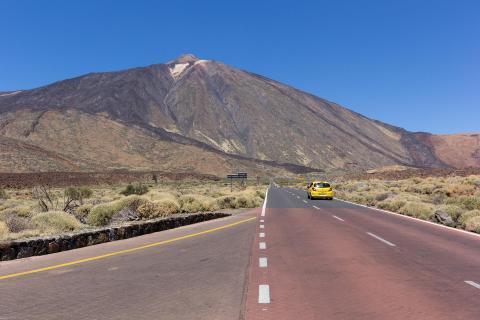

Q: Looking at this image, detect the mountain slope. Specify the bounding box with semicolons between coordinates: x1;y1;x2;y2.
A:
0;54;477;174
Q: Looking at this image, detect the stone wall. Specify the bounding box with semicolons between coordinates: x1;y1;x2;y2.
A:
0;212;229;261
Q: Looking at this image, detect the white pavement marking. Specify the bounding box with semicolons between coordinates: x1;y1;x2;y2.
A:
260;219;264;223
465;281;480;289
332;215;344;221
296;196;300;199
303;200;308;203
259;242;266;250
259;257;268;267
259;232;265;238
259;285;270;303
367;232;396;247
261;187;269;217
313;205;320;209
260;224;265;229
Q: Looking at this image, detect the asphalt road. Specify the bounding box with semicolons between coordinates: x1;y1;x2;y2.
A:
1;185;479;319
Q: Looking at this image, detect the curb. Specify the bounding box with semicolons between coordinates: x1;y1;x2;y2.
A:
0;212;230;261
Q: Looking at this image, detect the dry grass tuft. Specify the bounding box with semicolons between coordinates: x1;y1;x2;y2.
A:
137;199;180;219
32;211;82;234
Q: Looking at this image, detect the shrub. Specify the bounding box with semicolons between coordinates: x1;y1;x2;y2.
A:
86;196;148;226
74;204;93;222
0;206;32;217
437;205;464;222
120;183;149;196
179;195;206;213
3;215;32;232
137;199;180;219
256;190;266;200
444;196;480;210
458;210;480;228
235;195;262;208
377;199;406;212
0;221;8;239
464;216;480;233
64;187;93;205
215;196;237;209
32;211;82;234
0;189;8;200
399;202;435;220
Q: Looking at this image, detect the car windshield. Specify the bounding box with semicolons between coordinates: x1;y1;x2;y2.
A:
314;183;330;188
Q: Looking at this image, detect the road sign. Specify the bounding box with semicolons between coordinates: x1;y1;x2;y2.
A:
227;172;248;191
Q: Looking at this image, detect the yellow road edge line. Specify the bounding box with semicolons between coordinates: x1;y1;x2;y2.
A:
0;216;257;281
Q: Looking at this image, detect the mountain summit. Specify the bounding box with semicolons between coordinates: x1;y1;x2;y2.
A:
0;55;478;174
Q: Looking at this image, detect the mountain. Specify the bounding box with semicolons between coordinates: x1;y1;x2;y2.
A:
0;54;478;175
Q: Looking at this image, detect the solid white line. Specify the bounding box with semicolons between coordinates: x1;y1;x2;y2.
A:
259;257;268;267
313;205;320;209
261;187;269;217
259;242;266;249
260;224;265;229
332;215;344;221
259;232;265;238
465;280;480;289
259;284;270;303
335;198;480;239
367;232;396;247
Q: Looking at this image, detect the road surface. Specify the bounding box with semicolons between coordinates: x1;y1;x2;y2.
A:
1;185;479;319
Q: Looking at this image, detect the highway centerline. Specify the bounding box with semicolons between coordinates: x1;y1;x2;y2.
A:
465;281;480;290
332;215;344;221
366;232;396;247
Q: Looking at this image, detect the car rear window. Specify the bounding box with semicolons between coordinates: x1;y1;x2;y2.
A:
314;183;330;188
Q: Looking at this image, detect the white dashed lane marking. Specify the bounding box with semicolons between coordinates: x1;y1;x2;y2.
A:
259;257;268;268
332;215;344;221
259;242;266;250
465;281;480;290
259;232;265;238
259;285;270;303
367;232;396;247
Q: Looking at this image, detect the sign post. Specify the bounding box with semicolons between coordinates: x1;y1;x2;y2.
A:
226;172;248;192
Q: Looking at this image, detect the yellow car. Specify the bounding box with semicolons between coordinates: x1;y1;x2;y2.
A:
307;181;334;200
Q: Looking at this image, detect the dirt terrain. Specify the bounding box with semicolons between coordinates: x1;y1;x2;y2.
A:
0;171;219;189
338;167;480;181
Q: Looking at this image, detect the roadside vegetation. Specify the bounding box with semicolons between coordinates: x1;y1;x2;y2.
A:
0;180;266;241
333;175;480;233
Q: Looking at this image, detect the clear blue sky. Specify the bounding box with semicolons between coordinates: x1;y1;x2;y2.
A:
1;0;478;134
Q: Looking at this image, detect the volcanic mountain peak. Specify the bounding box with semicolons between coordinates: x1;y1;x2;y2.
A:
0;54;478;174
167;54;211;79
170;53;199;64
